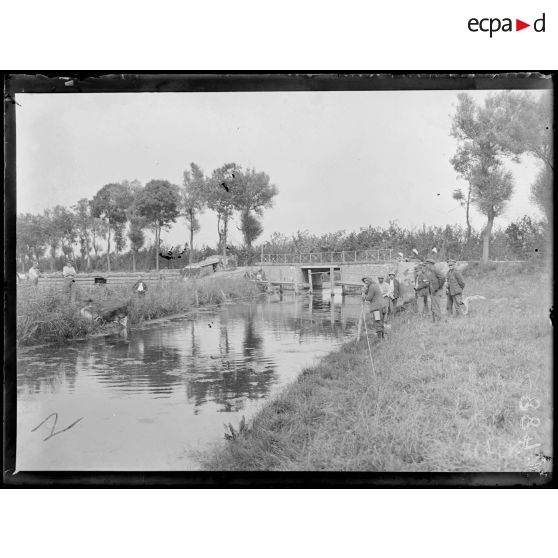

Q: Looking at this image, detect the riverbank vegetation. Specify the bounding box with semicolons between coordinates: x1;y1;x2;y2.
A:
203;269;552;472
17;275;262;346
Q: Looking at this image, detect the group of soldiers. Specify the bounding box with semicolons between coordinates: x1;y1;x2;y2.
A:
361;258;466;339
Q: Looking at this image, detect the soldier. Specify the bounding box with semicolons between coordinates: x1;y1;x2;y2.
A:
446;259;466;316
387;271;400;320
425;258;445;323
414;262;430;316
377;275;390;322
362;276;385;339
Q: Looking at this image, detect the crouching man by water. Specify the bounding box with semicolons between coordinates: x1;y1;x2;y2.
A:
362;276;384;340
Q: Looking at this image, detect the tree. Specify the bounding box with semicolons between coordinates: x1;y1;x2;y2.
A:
90;183;133;271
127;218;146;272
90;215;108;269
234;167;277;250
135;180;181;270
181;163;206;265
42;206;74;271
238;209;264;248
207;163;242;258
530;165;553;225
451;93;514;263
488;91;553;225
71;198;94;271
17;213;46;272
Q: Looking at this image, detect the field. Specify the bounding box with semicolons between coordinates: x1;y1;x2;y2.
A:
16;274;261;346
203;267;553;472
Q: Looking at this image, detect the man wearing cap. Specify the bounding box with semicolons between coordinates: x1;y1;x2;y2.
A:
362;277;385;339
414;262;430;316
425;258;445;322
446;259;466;316
62;258;77;302
386;270;400;320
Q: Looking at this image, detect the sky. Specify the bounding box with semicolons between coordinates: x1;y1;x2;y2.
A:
15;89;547;251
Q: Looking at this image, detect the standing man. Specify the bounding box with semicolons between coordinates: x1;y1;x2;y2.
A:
362;276;385;339
62;258;77;303
377;275;390;322
28;262;42;286
425;258;445;323
446;259;466;316
387;271;400;320
414;262;430;316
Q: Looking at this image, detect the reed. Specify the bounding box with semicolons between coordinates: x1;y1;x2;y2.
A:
17;275;262;345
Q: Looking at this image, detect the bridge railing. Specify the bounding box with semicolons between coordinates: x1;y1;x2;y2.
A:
261;249;393;265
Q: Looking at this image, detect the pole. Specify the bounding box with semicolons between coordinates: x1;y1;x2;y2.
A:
357;303;363;341
330;266;335;297
309;271;313;293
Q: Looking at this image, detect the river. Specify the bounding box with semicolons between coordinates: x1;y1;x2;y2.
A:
16;291;363;470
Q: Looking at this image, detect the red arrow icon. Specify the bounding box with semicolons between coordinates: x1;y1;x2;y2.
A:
516;19;530;31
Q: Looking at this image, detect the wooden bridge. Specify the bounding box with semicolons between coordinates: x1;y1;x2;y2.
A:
260;249;394;265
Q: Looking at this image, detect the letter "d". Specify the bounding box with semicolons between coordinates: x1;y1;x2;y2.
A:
534;13;545;32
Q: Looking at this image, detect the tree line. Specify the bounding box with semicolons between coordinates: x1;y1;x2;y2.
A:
16;90;551;272
260;217;548;262
17;163;278;273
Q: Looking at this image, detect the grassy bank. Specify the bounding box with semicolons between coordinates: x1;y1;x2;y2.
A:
203;270;552;472
17;275;261;346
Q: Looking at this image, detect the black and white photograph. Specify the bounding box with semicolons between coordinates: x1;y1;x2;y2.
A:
6;73;553;479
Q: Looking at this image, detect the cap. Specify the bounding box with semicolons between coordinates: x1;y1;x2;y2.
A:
388;271;395;276
425;258;435;264
448;259;456;264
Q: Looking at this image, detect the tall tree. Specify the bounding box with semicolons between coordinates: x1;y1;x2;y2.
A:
90;215;108;269
17;213;46;272
451;93;514;263
238;209;264;248
488;91;553;225
71;198;94;271
234;167;277;250
42;206;72;271
135;179;181;270
90;183;133;271
181;163;206;265
207;163;242;258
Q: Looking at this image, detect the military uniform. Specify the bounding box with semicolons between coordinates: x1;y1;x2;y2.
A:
414;266;430;315
425;259;445;322
363;277;385;339
446;261;466;316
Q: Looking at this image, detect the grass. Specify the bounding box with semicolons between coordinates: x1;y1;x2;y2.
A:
17;275;262;346
202;270;553;472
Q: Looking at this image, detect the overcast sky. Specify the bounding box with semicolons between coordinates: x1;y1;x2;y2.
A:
16;89;545;250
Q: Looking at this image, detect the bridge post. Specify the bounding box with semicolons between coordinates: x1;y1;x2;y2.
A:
309;271;313;293
330;266;335;297
279;269;283;294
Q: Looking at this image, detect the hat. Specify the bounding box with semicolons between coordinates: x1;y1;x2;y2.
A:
425;258;435;264
448;259;456;264
388;271;395;276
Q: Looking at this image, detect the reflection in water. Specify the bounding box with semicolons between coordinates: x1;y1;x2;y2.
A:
17;293;363;470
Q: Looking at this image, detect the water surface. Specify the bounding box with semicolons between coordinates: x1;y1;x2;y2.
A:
17;292;362;470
